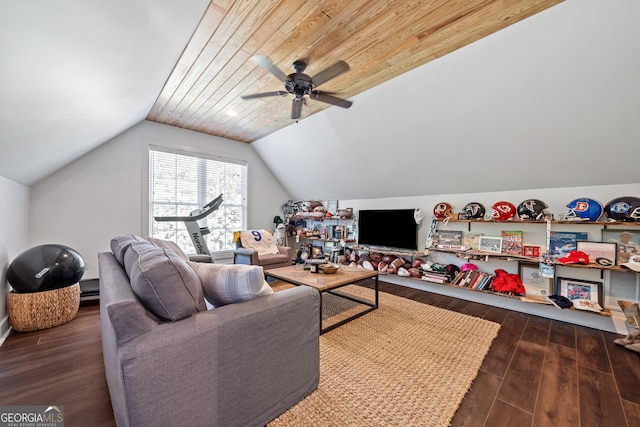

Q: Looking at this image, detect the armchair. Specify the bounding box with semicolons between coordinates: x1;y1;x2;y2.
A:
233;229;292;271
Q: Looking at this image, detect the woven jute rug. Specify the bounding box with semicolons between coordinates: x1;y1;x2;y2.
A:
269;284;500;427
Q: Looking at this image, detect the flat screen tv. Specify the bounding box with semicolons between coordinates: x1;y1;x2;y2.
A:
357;209;418;250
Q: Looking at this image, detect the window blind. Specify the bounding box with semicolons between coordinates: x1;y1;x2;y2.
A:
148;146;247;254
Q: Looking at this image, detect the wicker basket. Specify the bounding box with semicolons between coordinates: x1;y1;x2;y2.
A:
8;283;80;332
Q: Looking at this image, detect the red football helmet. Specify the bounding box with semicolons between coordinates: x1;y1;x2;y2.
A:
433;202;454;220
491;201;516;220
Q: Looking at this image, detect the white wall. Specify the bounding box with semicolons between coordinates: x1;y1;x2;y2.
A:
0;176;30;342
29;121;291;279
340;182;640;333
253;0;640;201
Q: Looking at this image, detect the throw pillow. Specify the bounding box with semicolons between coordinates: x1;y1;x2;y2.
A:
147;237;190;262
189;262;273;307
240;229;279;256
110;234;146;265
124;240;206;321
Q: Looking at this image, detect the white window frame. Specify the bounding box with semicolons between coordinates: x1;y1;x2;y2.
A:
146;145;247;257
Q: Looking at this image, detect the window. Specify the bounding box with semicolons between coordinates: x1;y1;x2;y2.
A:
148;146;247;255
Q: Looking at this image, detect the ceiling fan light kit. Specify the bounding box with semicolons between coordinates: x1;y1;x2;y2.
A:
241;55;353;120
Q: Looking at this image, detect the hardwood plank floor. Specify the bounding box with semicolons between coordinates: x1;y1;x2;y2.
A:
1;282;639;427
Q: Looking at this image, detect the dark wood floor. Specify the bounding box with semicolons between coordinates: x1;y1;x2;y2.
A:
1;282;639;427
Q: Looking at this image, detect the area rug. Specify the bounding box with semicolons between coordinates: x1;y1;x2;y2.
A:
269;285;500;427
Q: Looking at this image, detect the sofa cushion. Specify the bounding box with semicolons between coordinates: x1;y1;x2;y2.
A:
110;234;146;265
257;253;290;266
147;237;190;262
123;240;206;321
189;263;273;307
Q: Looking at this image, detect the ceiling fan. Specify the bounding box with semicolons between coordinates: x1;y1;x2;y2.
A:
241;55;353;120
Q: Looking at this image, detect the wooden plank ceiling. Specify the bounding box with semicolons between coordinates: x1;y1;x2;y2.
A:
147;0;563;143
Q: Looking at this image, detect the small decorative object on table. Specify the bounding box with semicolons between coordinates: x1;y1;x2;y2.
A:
319;263;340;274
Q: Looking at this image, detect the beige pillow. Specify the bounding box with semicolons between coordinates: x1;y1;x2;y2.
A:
240;230;279;256
189;263;273;307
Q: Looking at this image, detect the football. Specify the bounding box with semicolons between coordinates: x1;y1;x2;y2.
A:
408;268;422;278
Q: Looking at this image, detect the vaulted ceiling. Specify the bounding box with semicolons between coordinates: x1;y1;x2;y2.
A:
147;0;563;143
3;0;639;197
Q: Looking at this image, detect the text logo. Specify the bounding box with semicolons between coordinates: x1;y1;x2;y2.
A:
0;405;64;427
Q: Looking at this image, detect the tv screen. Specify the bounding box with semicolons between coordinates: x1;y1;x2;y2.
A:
358;209;418;250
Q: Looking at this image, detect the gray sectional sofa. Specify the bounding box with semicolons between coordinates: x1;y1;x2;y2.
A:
98;235;320;427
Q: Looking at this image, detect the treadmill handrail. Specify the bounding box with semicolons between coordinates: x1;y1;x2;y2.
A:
154;194;224;222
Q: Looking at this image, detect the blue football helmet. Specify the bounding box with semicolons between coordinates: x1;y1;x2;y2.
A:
564;198;603;221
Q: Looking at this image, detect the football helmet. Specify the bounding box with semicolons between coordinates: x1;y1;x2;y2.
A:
463;202;486;219
517;199;548;220
489;201;516;221
563;198;603;221
604;196;640;222
433;202;454;220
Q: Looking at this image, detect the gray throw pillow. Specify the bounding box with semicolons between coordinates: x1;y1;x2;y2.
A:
147;237;189;262
189;263;273;307
124;240;206;321
110;234;146;265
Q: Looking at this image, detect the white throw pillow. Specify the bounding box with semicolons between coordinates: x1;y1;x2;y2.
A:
189;262;273;306
240;229;279;256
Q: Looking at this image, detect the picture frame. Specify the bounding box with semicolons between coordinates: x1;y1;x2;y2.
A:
326;200;338;215
478;236;503;254
575;241;617;267
602;229;640;265
557;277;602;305
519;262;552;296
523;245;541;257
435;230;464;247
311;245;324;259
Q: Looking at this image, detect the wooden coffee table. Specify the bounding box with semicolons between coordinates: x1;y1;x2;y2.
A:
265;264;379;334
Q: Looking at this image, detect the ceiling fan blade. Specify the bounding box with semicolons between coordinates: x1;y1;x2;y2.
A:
311;60;350;87
241;91;288;100
291;99;302;120
310;91;352;109
251;55;287;82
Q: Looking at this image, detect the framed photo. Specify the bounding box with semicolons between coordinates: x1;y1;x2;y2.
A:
435;230;463;247
602;229;640;265
326;200;338;215
557;277;602;305
576;241;617;267
519;262;552;296
311;245;324;259
478;236;503;254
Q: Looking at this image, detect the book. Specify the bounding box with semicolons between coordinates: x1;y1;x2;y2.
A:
466;271;479;288
421;273;448;284
548;231;588;258
450;271;467;286
470;272;486;289
501;230;523;255
461;271;479;288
